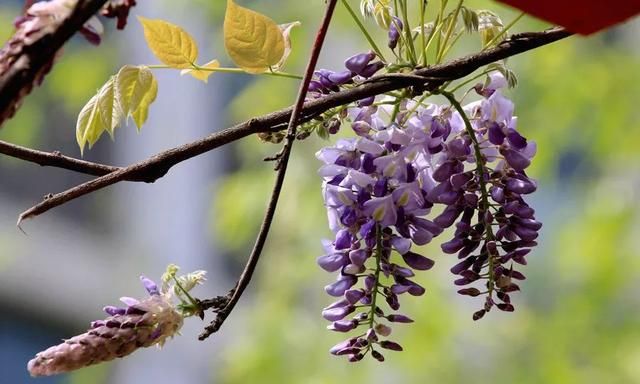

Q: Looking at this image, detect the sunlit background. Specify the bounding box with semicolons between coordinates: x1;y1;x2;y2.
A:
1;1;639;383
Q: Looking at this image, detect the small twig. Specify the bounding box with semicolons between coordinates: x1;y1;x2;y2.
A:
198;0;339;341
0;140;165;181
15;27;572;227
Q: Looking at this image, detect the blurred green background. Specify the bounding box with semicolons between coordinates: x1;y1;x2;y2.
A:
1;1;639;383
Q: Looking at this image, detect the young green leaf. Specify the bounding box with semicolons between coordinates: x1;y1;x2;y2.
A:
224;0;285;74
131;75;158;131
116;65;154;118
180;59;221;83
76;77;120;154
138;17;199;69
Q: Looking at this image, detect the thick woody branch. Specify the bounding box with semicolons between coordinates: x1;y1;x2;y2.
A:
0;0;110;125
15;27;572;226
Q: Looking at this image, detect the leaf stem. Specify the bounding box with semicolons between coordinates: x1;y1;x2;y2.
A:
147;64;303;80
340;0;387;62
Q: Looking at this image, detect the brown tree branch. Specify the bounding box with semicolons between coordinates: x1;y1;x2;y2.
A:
0;0;110;126
15;27;572;227
0;139;166;182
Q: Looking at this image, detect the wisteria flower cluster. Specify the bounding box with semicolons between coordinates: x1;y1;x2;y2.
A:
316;70;541;361
27;265;206;377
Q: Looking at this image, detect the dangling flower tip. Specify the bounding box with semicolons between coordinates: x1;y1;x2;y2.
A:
140;275;160;295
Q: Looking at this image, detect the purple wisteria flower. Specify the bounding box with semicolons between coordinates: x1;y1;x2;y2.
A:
27;266;206;376
308;52;384;106
316;72;541;360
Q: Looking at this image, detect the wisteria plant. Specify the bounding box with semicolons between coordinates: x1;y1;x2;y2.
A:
0;0;584;376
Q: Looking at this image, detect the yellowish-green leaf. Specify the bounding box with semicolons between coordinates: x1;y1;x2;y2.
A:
224;0;285;74
180;59;220;83
273;22;300;71
138;17;198;69
76;77;121;154
131;75;158;131
116;65;154;118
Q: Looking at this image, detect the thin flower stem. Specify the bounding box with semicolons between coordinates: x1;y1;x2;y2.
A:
440;90;497;299
439;27;464;60
448;68;493;93
147;64;303;80
171;276;199;308
435;0;449;61
398;0;417;65
436;0;463;63
340;0;387;62
483;12;526;50
368;224;384;330
419;0;427;66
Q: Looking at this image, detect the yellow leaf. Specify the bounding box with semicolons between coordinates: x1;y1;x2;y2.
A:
131;75;158;131
138;17;198;69
180;59;220;83
224;0;285;74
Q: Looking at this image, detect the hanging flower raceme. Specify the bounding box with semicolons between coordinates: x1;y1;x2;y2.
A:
316;72;541;361
27;265;206;377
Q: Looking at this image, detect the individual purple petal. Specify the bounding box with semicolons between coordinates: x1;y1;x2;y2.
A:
433;160;463;182
330;339;356;355
103;306;126;316
328;70;354;85
434;205;463;228
317;252;348;272
359;61;384;78
328;320;358;332
119;297;139;306
386;314;414;323
450;172;473;190
447;138;471;157
363;195;398;228
345;289;365;304
379;340;403;351
506;177;537;194
140;276;159;296
390;284;411;295
345;52;376;74
322;305;354;321
490;185;505;202
325;275;357;297
502;148;531;171
450;257;475;275
458;288;481;296
357;96;375;107
487;122;506;145
441;237;465;254
506;128;527;149
390;236;411;255
334;229;352;250
402;251;435;270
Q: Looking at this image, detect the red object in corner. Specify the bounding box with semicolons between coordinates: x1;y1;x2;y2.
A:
496;0;640;34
